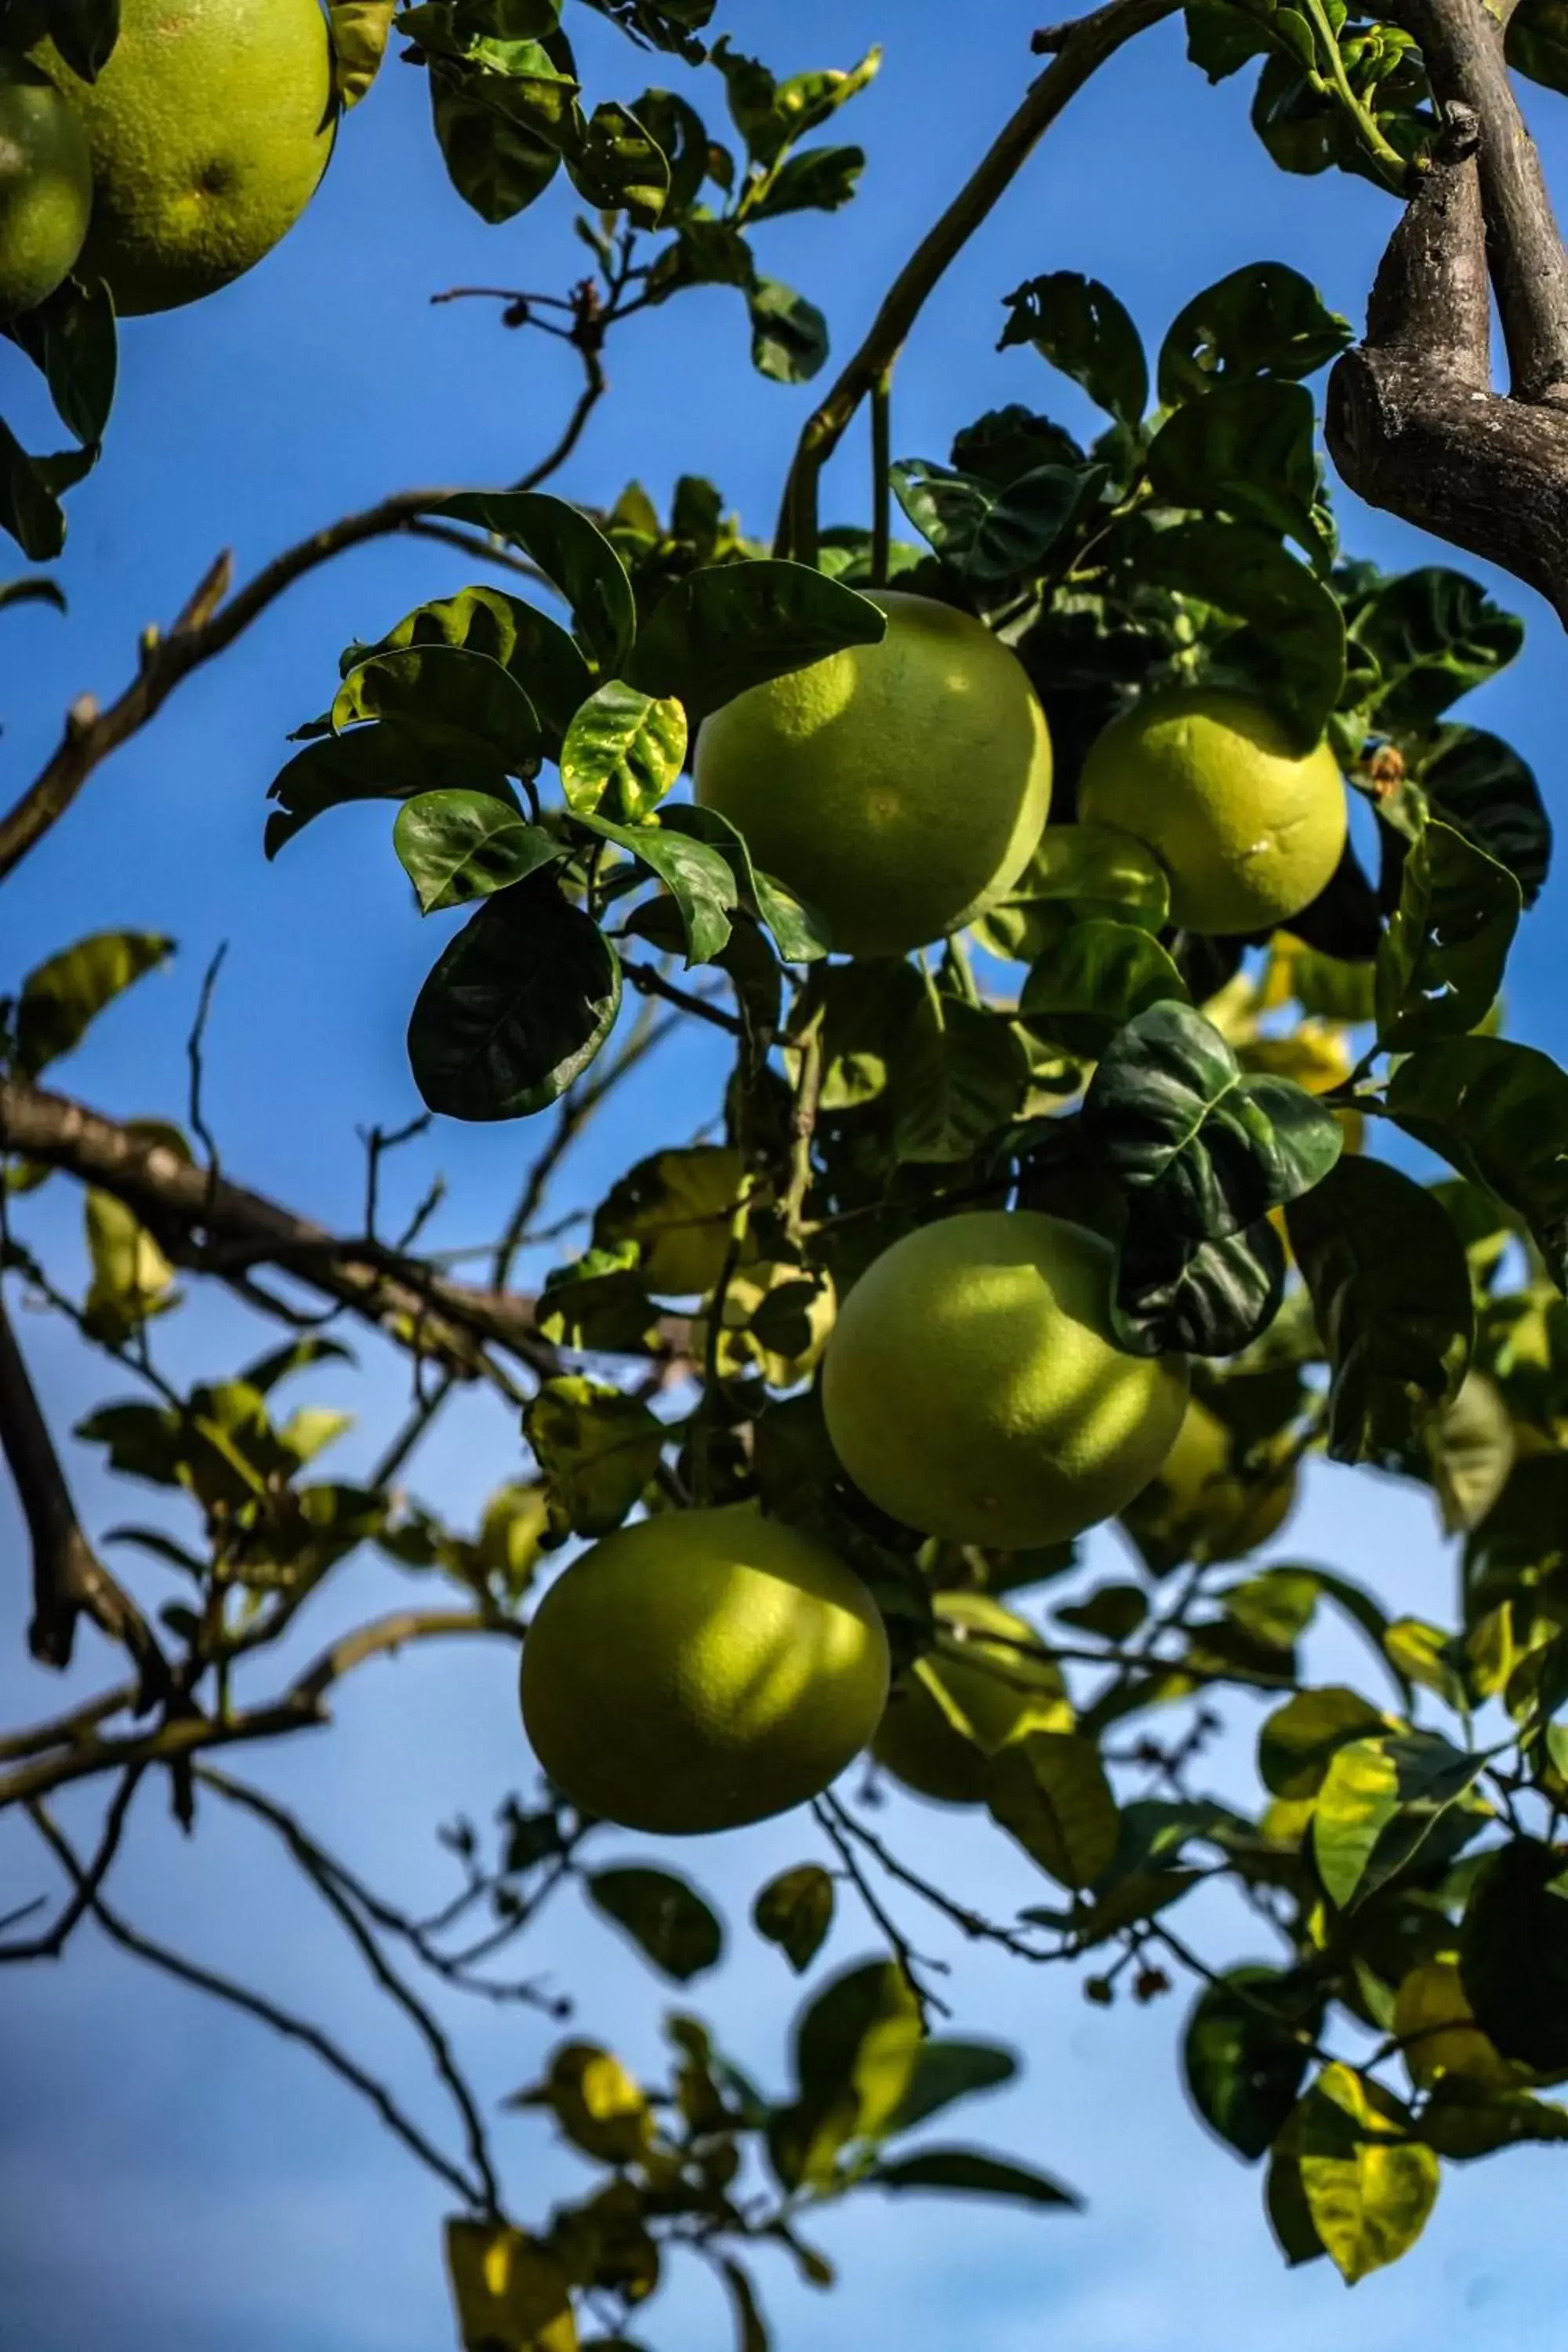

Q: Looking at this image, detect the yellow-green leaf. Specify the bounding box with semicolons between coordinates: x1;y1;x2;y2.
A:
986;1730;1120;1889
1296;2063;1439;2283
328;2;395;108
82;1190;178;1341
444;2217;578;2352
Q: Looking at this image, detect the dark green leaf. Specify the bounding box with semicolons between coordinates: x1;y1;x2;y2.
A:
0;418;85;561
0;573;65;615
16;930;172;1076
627;560;884;724
747;277;829;384
1460;1838;1568;2073
7;274;117;448
1157;262;1351;405
1388;1036;1568;1289
1350;568;1523;732
1140;519;1345;749
1183;1967;1320;2160
394;792;561;913
718;2257;768;2352
427;54;570;222
1420;2082;1568;2160
343;585;591;759
1375;819;1519;1048
748;143;864;219
660;804;830;961
265;724;500;857
999;271;1149;430
950;405;1084;486
770;1960;924;2188
987;1731;1120;1889
333;645;542;772
1286;1156;1474;1462
1018;919;1189;1057
44;0;121;78
884;2041;1018;2136
524;1374;665;1537
891;992;1028;1164
1147;379;1325;562
752;1864;833;1973
567;98;670;224
1113;1216;1287;1359
1417;727;1552;909
434;492;636;672
890;459;1104;590
587;1866;724;1980
1083;1000;1343;1241
575;810;736;964
626;85;709;216
869;2148;1080;2209
407;868;621;1120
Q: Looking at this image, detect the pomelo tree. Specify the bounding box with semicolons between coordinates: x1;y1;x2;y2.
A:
5;0;1568;2339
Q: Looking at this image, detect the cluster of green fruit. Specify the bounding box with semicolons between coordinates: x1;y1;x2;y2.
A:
0;0;334;319
524;593;1340;1838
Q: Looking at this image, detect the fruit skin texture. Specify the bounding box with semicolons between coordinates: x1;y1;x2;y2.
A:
873;1591;1073;1806
821;1210;1189;1548
1121;1394;1297;1568
692;590;1051;959
520;1504;890;1835
1076;688;1348;936
35;0;335;315
0;60;92;317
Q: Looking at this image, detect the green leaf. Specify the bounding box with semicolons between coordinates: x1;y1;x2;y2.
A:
869;2148;1079;2209
559;680;687;821
1388;1036;1568;1290
1018;920;1189;1057
332;644;541;772
1112;1216;1287;1359
626;560;885;725
1295;2063;1439;2283
891;992;1028;1164
592;1143;746;1294
7;274;118;449
587;1865;724;1980
999;271;1149;430
238;1335;354;1396
568;99;670;225
1417;728;1552;909
1146;379;1326;563
1083;1000;1343;1242
407;869;621;1120
1258;1685;1389;1798
747;142;864;219
661;804;831;961
1419;2082;1568;2160
1460;1837;1568;2074
997;823;1171;933
1286;1156;1474;1463
265;724;500;856
394;792;561;914
1349;568;1524;733
328;1;394;105
426;53;571;223
747;278;829;384
709;35;879;166
771;1960;923;2189
434;492;636;673
890;459;1103;590
444;2218;576;2352
524;1376;665;1537
1140;519;1345;749
536;1243;660;1356
0;572;66;616
1375;819;1519;1049
884;2041;1018;2136
15;929;172;1076
627;85;710;217
575;809;736;965
986;1731;1120;1890
1157;262;1351;406
752;1864;834;1973
1312;1733;1485;1909
82;1191;177;1342
1183;1967;1320;2161
0;418;90;561
343;584;592;760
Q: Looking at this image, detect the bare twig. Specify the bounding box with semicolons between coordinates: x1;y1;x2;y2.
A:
813;1797;952;2024
0;1767;143;1961
620;961;742;1034
824;1794;1051;1962
0;1682;136;1763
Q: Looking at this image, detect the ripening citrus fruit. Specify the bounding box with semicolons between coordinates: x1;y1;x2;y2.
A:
1121;1396;1297;1566
520;1504;889;1835
693;590;1051;958
822;1211;1189;1548
35;0;335;314
1076;688;1347;936
873;1591;1073;1805
0;59;92;316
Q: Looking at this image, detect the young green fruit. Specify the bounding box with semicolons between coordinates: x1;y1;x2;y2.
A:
1076;688;1348;936
34;0;335;315
873;1590;1073;1806
0;58;92;317
822;1210;1188;1548
693;590;1051;958
1120;1395;1297;1568
520;1504;889;1835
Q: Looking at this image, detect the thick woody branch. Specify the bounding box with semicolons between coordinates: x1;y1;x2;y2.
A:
774;0;1178;558
0;1289;169;1696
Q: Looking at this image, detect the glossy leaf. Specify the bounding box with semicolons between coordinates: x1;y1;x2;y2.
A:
1295;2064;1439;2284
1019;920;1189;1057
407;869;621;1120
587;1866;724;1981
15;929;172;1077
568;100;670;225
426;53;572;223
1286;1156;1474;1463
1375;819;1519;1048
8;274;117;449
752;1865;834;1973
1348;568;1524;732
1112;1214;1287;1359
44;0;121;78
999;270;1149;429
394;792;561;913
559;681;687;820
344;584;591;759
627;561;884;725
1141;518;1345;749
524;1377;665;1537
332;644;542;772
1312;1732;1485;1909
1157;261;1351;405
890;459;1102;589
265;724;505;856
1388;1036;1568;1289
575;810;736;965
661;804;831;960
435;492;637;673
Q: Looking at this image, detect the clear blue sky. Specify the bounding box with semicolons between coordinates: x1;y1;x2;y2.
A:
3;3;1568;2346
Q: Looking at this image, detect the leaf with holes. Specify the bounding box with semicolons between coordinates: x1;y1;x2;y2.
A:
890;459;1104;589
999;270;1148;429
1376;819;1519;1049
1347;567;1524;732
1157;262;1350;405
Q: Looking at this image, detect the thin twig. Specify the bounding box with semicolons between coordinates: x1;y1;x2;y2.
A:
824;1793;1051;1961
0;1767;143;1961
813;1798;951;2024
620;961;742;1034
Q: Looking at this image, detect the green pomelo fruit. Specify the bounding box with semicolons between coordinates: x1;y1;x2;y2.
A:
693;590;1051;959
873;1590;1072;1806
36;0;334;315
822;1210;1189;1548
1120;1395;1297;1569
1076;688;1348;937
520;1504;890;1835
0;59;92;316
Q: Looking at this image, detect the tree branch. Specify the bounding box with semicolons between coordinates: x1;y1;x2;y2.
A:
0;1766;142;1961
774;0;1178;558
0;1286;170;1697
